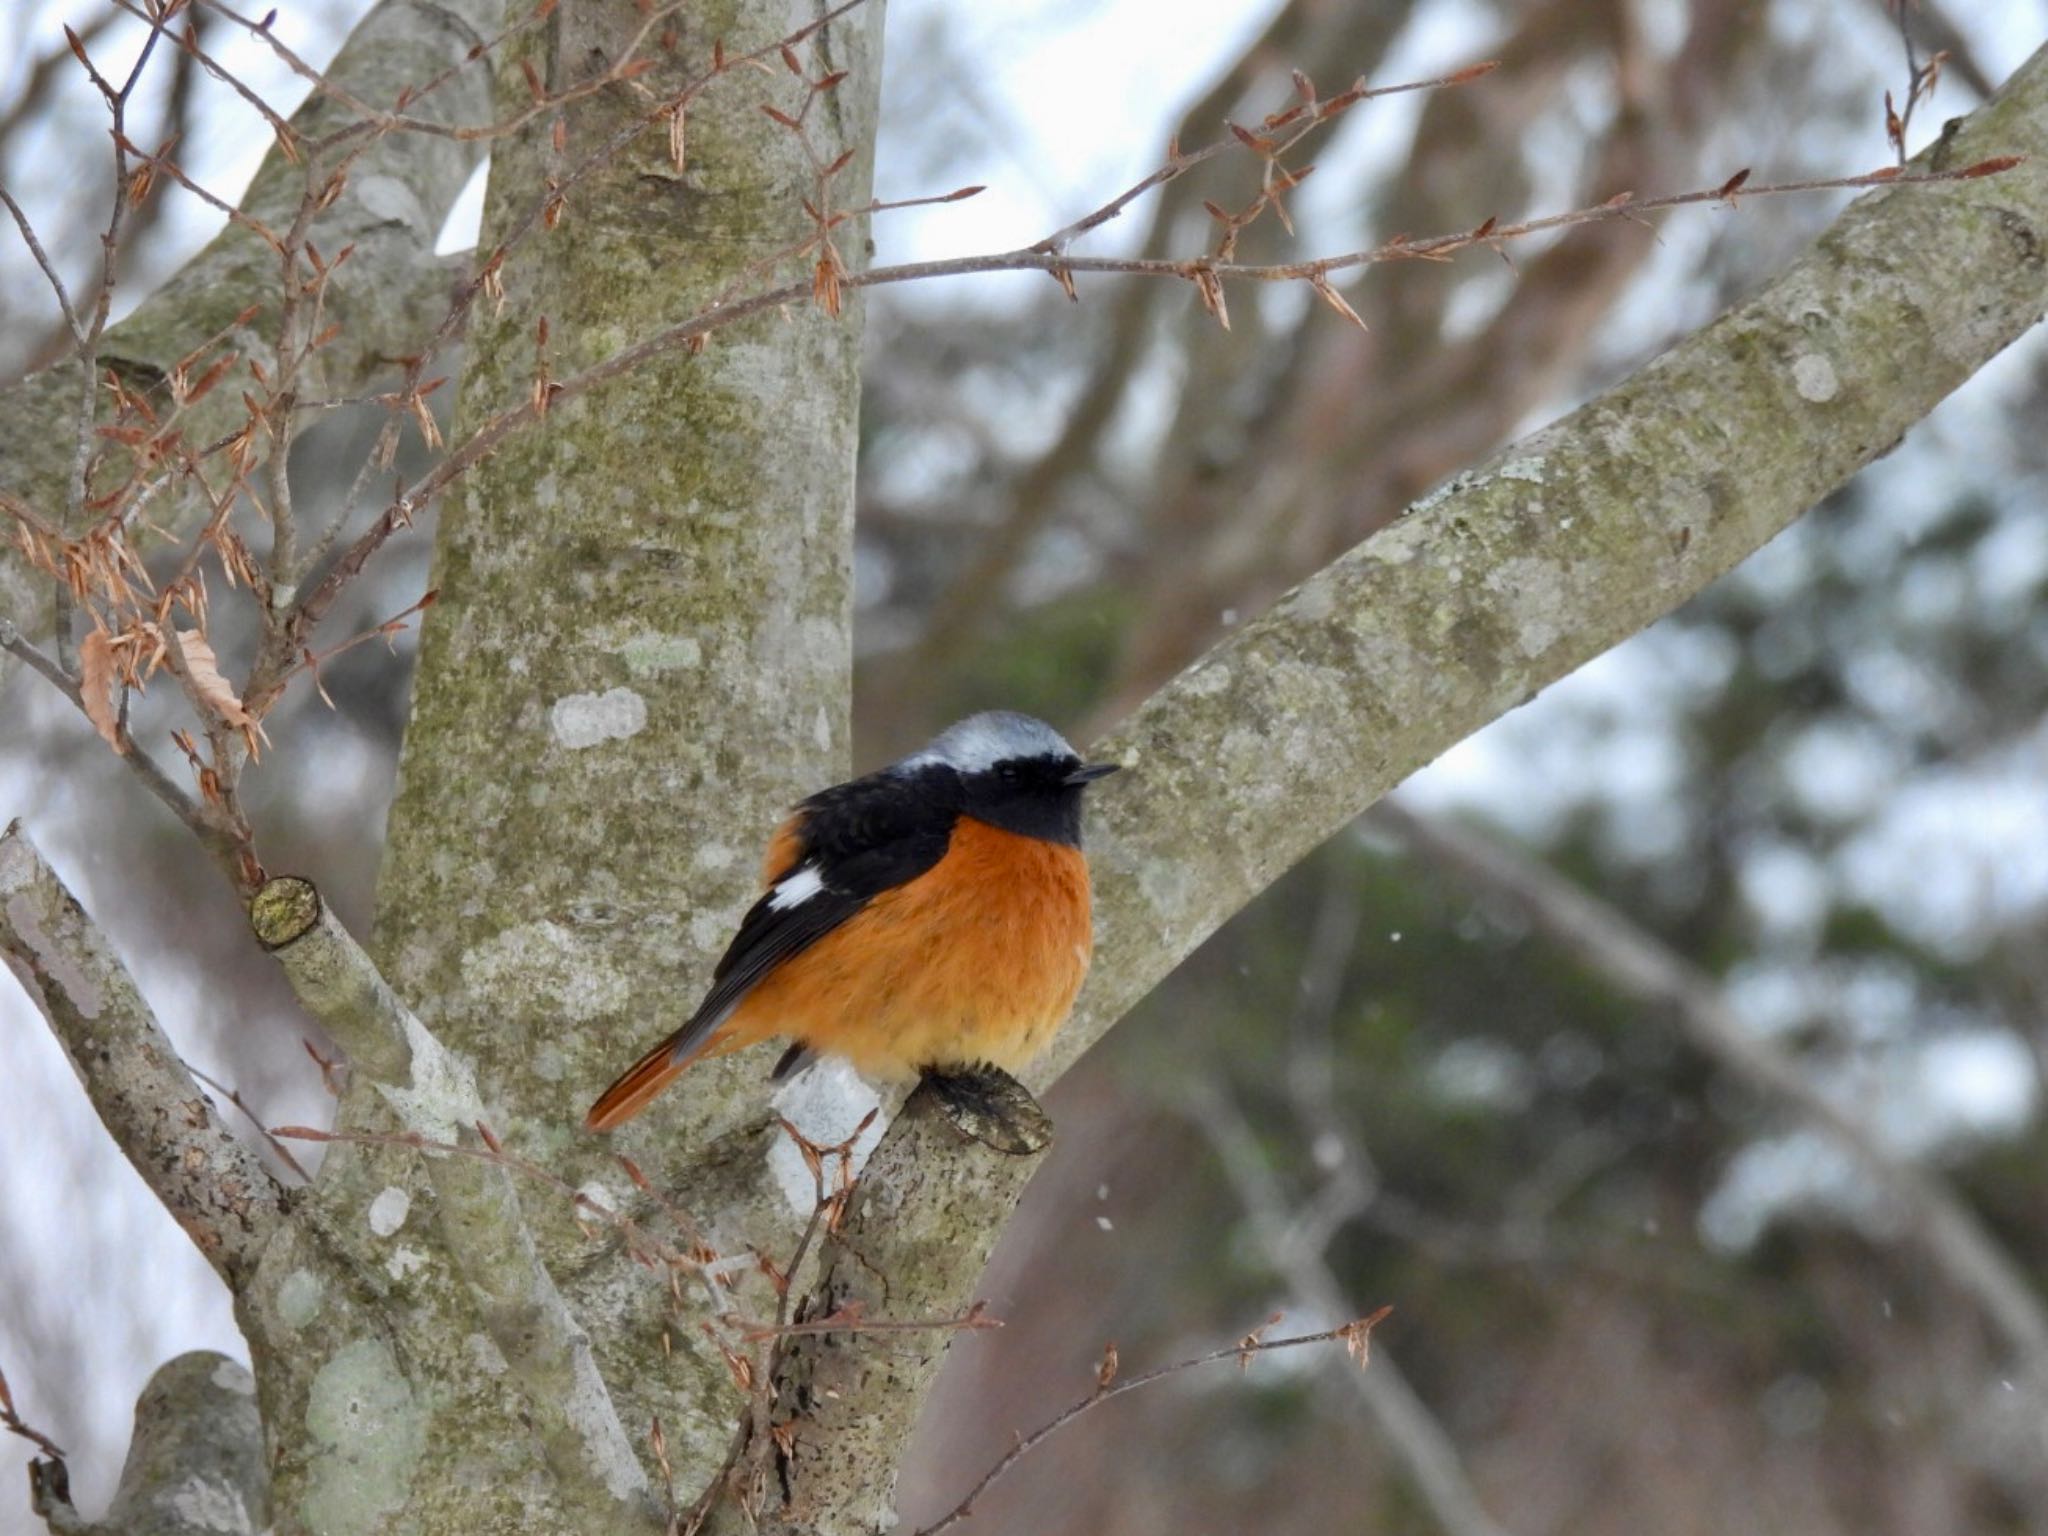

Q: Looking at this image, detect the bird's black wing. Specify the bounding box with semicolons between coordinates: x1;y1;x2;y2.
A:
662;764;963;1064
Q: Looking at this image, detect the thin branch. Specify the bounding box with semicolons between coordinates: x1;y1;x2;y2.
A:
0;1360;66;1462
0;191;86;345
1193;1084;1518;1536
913;1310;1391;1536
1045;45;2048;1089
305;157;2012;631
186;1061;311;1182
1031;60;1496;258
0;611;244;876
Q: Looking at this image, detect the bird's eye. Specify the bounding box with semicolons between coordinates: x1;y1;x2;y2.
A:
998;763;1020;782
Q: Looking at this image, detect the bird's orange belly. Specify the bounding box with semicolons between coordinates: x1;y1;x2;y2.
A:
719;817;1092;1077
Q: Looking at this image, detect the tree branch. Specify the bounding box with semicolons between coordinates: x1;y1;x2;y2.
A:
1055;40;2048;1085
0;0;497;656
26;1352;269;1536
243;874;655;1528
704;46;2048;1525
1196;1085;1518;1536
1372;800;2048;1367
716;1081;1050;1536
0;822;285;1290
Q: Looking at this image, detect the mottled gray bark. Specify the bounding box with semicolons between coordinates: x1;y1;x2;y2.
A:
1059;49;2048;1082
30;1353;270;1536
250;872;651;1528
254;0;889;1527
726;1084;1048;1536
0;822;286;1289
0;0;494;663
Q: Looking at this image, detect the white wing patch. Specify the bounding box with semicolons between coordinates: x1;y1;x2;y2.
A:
768;865;825;911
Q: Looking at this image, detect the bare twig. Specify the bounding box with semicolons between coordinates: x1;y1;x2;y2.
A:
913;1310;1392;1536
0;191;87;345
301;156;2014;636
0;610;243;866
0;1360;66;1462
1195;1085;1518;1536
186;1061;312;1182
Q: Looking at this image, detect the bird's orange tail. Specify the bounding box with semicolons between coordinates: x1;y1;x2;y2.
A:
585;1035;691;1131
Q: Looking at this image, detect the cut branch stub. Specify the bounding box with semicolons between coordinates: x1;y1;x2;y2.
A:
248;873;320;949
249;872;413;1086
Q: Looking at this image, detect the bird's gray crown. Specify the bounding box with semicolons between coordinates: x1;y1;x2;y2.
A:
898;711;1076;775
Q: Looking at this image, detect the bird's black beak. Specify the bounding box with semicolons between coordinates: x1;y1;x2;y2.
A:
1064;761;1122;786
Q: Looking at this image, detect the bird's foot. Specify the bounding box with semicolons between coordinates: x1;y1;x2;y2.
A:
918;1064;1053;1156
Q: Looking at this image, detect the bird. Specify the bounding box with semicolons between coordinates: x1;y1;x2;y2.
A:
583;710;1120;1131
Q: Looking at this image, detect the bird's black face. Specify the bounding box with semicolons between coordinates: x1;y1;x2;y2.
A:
959;753;1118;846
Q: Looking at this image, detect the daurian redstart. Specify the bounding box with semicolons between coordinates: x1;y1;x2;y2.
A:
584;711;1119;1130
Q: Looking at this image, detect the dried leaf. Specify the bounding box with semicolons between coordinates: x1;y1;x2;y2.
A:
174;629;253;727
79;629;123;752
1096;1341;1119;1391
1338;1305;1395;1368
812;246;845;318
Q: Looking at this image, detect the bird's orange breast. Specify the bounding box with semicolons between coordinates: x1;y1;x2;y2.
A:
717;816;1093;1077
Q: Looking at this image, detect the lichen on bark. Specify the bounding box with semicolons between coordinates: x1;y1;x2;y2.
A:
358;0;891;1512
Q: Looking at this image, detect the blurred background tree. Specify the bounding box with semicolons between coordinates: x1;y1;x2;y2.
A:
4;2;2045;1533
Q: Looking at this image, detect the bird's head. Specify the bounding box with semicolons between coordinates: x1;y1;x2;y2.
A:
900;710;1120;846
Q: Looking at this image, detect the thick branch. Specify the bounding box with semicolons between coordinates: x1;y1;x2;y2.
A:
250;875;416;1084
1055;40;2048;1083
1374;801;2048;1367
743;46;2048;1521
0;822;284;1289
30;1352;269;1536
722;1083;1049;1536
244;875;653;1528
